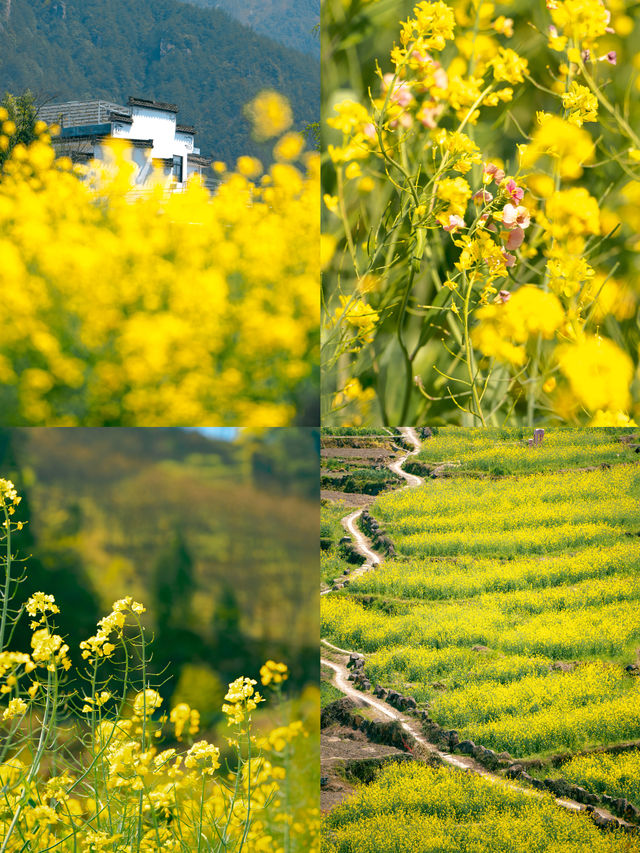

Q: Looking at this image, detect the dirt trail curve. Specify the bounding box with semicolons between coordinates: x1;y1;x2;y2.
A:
321;427;423;596
320;428;630;830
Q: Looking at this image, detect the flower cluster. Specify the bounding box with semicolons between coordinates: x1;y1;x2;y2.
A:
222;676;265;726
0;502;319;852
31;628;71;672
169;701;200;741
0;93;318;427
260;659;289;686
79;597;145;662
184;740;221;776
322;0;639;426
0;479;20;511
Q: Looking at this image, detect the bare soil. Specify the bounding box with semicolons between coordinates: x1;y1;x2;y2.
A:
321;490;375;507
321;724;408;812
321;446;397;459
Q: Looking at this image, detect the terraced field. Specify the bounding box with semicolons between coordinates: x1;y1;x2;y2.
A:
321;428;640;851
320;429;429;497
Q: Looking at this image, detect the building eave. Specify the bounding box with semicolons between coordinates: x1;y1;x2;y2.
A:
128;96;179;114
188;154;213;166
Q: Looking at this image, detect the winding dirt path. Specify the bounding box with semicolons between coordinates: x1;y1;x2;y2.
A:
320;428;630;830
321;429;423;596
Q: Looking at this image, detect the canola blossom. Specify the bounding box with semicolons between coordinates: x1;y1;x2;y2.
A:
0;93;318;426
0;482;320;852
560;751;640;806
322;0;640;427
321;432;640;761
323;762;638;852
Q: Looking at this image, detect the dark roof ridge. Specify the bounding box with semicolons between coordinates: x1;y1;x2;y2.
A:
128;96;179;113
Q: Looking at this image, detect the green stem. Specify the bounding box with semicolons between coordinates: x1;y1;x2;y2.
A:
0;506;12;653
463;272;486;426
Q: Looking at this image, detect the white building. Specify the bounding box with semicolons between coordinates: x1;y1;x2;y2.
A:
38;96;215;189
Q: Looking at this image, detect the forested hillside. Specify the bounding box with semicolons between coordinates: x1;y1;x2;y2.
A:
0;427;319;710
186;0;319;56
0;0;319;162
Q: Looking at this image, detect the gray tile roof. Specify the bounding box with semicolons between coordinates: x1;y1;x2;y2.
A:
39;100;129;127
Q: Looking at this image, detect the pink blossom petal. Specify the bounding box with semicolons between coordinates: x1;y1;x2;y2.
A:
473;189;494;204
505;227;525;250
502;203;517;228
443;214;465;233
483;163;504;185
505;179;524;202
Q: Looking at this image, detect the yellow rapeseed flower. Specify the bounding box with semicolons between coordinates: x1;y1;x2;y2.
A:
246;91;293;140
557;335;633;412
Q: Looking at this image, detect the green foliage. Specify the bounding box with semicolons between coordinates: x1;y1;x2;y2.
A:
321;500;350;542
152;528;196;631
171;661;225;720
321;500;353;586
0;90;38;169
321;662;345;708
241;428;320;500
0;0;319;164
0;427;319;695
185;0;320;56
321;428;394;436
321;466;402;495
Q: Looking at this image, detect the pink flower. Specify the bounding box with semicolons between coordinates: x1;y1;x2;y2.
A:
505;226;525;250
599;51;617;64
433;68;448;89
417;102;444;128
473;189;493;204
497;290;511;303
483;162;505;185
411;49;434;66
363;123;377;141
392;112;413;129
382;74;413;107
502;203;530;230
502;250;516;268
505;179;524;202
443;214;465;233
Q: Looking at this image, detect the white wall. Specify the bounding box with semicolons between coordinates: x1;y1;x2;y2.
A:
128;106;177;159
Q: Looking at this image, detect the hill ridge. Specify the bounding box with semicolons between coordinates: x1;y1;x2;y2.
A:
0;0;319;162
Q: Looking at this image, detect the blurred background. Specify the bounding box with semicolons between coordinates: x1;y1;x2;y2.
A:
0;427;319;723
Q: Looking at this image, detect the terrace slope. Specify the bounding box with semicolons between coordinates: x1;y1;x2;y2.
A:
321;427;640;847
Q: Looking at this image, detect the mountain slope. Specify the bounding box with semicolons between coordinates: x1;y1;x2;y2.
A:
185;0;319;56
0;0;319;162
0;427;319;689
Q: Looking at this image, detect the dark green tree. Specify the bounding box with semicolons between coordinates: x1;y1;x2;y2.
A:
150;528;206;693
0;428;101;670
1;90;39;171
151;528;196;632
211;583;247;677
